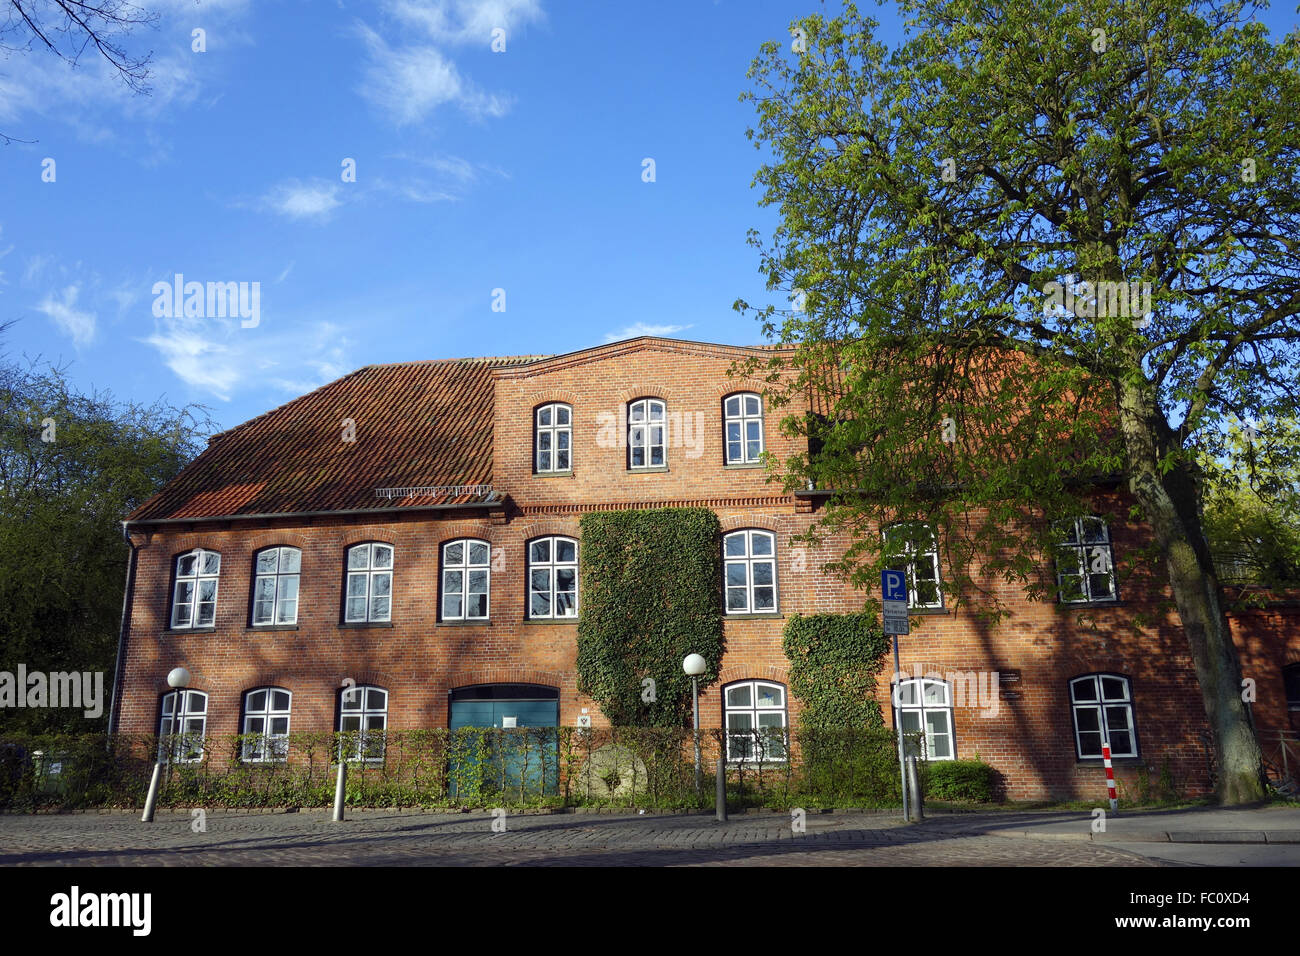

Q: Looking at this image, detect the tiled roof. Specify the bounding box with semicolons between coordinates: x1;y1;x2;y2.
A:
127;356;544;523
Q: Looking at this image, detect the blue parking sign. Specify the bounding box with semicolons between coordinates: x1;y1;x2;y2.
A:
882;569;907;602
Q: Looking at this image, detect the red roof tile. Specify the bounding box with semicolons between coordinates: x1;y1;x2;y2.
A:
127;356;543;523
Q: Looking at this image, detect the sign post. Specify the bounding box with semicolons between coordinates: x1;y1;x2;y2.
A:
882;569;911;823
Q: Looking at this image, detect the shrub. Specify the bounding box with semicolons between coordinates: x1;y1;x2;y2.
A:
923;759;999;802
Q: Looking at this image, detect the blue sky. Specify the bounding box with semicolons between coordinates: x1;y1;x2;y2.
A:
1;0;1296;434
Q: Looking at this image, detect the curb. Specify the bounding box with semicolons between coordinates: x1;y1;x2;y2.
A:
920;824;1300;844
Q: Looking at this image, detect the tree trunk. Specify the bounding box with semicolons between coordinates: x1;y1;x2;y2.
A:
1117;382;1266;804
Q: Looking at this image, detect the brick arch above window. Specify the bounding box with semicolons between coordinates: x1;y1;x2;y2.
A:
614;385;673;405
443;667;571;693
717;664;789;687
519;519;581;540
148;674;213;695
525;388;580;408
341;531;398;549
335;671;396;691
718;514;780;534
244;531;310;552
163;537;223;556
711;379;768;400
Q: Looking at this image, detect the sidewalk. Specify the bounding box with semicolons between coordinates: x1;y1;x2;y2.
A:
917;805;1300;844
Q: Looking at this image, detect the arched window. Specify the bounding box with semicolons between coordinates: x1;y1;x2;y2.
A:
528;536;578;619
1069;674;1137;758
345;543;393;623
628;398;666;469
883;522;942;609
159;689;208;762
251;547;301;626
724;681;787;761
724;529;777;614
723;392;764;464
535;403;572;473
442;539;491;620
339;685;388;760
893;677;955;760
170;548;221;629
242;688;292;762
1056;517;1117;603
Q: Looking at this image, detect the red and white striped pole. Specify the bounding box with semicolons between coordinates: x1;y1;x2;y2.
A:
1102;744;1118;812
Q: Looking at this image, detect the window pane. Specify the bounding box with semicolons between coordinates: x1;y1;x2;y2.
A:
270;717;289;735
1072;678;1099;702
630;445;645;467
726;563;748;586
556;406;570;425
372;573;391;597
370;596;391;620
747;439;761;460
531;593;550;616
177;554;197;577
1109;731;1133;755
557;430;570;450
725;397;740;416
247;690;266;711
728;441;742;462
727;685;752;708
752;562;774;585
726;588;748;611
751;533;773;556
727;711;753;730
469;542;490;565
1100;677;1127;701
366;689;386;710
725;535;746;557
443;594;463;618
272;691;290;710
556;449;570;470
372;546;393;569
444;570;463;595
348;547;369;570
556;568;576;591
556;539;576;562
1078;731;1103;757
538;406;552;426
745;395;760;415
246;716;265;735
899;711;922;732
346;596;367;620
753;586;775;610
649;402;664;421
556;592;576;615
650;446;664;466
756;684;782;707
201;552;221;574
629;403;645;423
467;570;488;593
1075;707;1100;731
280;549;300;573
467;593;488;617
530;569;551;592
256;551;279;573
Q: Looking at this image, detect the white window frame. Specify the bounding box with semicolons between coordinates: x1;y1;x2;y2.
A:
883;523;943;609
724;392;764;464
170;548;221;629
628;398;667;469
527;536;578;619
535;403;572;473
345;543;393;623
724;680;788;762
1056;516;1118;604
339;685;388;761
892;677;955;761
724;529;778;614
442;538;491;621
241;688;292;763
159;689;208;763
1069;674;1138;759
252;546;301;626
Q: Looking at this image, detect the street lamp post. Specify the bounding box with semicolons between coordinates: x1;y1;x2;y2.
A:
682;654;706;795
142;666;190;823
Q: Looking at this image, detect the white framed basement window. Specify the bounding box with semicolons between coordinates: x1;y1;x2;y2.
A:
724;681;788;762
241;687;291;762
1069;674;1138;758
893;677;955;760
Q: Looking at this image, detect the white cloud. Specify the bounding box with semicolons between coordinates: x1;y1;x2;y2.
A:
604;322;692;343
386;0;544;45
355;24;508;125
36;284;97;346
261;179;342;221
143;313;356;401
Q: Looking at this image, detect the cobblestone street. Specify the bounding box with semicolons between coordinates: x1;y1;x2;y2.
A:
0;810;1160;866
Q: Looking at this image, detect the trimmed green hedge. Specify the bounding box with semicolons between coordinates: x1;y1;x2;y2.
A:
783;611;889;730
922;759;999;802
576;507;723;726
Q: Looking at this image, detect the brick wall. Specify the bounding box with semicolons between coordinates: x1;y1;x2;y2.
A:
113;340;1296;801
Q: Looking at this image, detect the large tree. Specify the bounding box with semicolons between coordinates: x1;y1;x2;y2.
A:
738;0;1300;802
0;337;208;731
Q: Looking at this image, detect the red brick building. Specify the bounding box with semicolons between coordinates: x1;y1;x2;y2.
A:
108;337;1299;800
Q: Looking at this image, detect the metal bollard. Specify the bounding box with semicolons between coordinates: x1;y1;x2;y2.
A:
716;757;727;822
141;760;163;823
906;756;924;822
332;757;347;822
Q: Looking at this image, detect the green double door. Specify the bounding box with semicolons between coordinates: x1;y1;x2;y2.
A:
448;690;559;798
